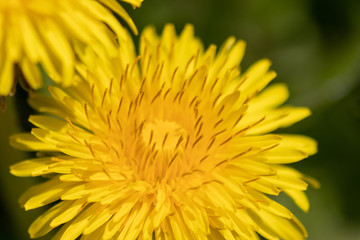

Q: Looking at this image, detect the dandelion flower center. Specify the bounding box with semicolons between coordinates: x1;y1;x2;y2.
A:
142;120;185;151
10;24;318;240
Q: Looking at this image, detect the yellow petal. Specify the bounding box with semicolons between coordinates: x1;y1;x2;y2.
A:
50;198;88;227
284;189;310;212
103;199;137;239
20;58;42;89
29;201;74;238
118;201;151;240
10;133;57;151
277;134;317;156
39;19;74;86
264;171;308;191
19;178;76;210
0;56;15;96
245;107;311;135
53;204;98;240
83;206;113;235
28;93;68;118
248;83;289;113
10;158;53;177
99;0;138;34
29;115;68;133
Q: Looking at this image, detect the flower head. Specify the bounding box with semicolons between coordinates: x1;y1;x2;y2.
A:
11;24;317;240
0;0;143;96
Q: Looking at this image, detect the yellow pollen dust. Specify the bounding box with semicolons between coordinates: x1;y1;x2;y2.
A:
142;119;186;151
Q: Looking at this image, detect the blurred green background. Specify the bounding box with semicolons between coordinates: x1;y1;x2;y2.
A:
1;0;360;239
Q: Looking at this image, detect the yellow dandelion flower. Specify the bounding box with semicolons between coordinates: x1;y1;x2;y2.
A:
0;0;143;96
11;24;318;240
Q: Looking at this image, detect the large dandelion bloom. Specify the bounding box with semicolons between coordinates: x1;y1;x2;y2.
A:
11;24;317;240
0;0;143;96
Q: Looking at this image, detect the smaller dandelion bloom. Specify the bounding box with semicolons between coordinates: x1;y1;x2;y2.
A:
0;0;143;96
11;24;318;240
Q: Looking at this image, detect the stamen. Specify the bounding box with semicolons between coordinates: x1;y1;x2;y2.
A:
233;114;244;127
185;135;190;149
217;105;225;117
193;103;199;118
219;136;233;147
194;116;203;130
175;136;184;149
211;129;226;139
243;90;259;105
151;64;160;85
212;92;222;108
207;138;216;151
133;120;137;134
138;92;145;107
101;139;110;150
236;75;248;89
91;84;95;106
178;91;185;103
152;150;159;160
111;146;121;159
151;142;157;153
199;154;209;163
192;135;203;148
210;77;220;93
243;177;260;184
151;89;162;104
84;140;96;159
189;96;198;108
84;103;89;121
148;130;154;145
214;159;229;168
137;120;146;137
116;118;123;132
162;133;169;148
139;77;146;92
196;122;203;138
106;114;112;129
158;62;164;81
124;64;129;82
120;75;124;90
168;152;179;167
66;131;81;144
173;91;181;103
145;54;152;77
171;67;179;84
213;119;224;129
230;147;252;160
187;69;198;86
127;102;133;118
202;179;224;186
184;55;195;74
233;116;266;136
234;126;250;136
156;43;161;60
188;179;223;191
109;78;114;97
201;75;208;92
66;117;77;131
130;56;141;75
163;88;171;100
259;144;279;153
